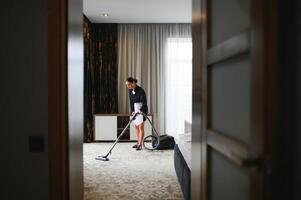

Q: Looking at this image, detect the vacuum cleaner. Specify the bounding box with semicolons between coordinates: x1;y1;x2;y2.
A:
95;112;160;161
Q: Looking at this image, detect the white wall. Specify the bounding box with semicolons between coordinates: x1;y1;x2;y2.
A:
0;1;49;199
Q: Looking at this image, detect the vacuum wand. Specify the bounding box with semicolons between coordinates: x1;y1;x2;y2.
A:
96;113;139;161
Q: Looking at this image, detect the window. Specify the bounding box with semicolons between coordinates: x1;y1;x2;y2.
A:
165;37;192;135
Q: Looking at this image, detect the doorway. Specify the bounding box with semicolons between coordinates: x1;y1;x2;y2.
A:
82;0;192;200
48;0;292;200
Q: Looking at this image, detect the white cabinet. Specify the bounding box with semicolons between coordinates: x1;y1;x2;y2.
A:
94;114;153;141
94;116;117;140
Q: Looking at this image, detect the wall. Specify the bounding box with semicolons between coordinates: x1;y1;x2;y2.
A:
277;0;301;199
0;1;49;200
295;0;301;198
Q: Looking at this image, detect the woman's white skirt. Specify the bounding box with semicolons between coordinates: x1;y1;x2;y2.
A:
133;102;143;126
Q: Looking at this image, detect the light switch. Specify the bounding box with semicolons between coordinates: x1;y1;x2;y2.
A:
29;136;44;152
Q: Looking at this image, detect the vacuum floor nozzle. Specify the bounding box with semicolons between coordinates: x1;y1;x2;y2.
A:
95;156;109;161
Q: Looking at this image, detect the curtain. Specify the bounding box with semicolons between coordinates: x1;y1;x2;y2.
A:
117;24;191;134
84;17;118;142
165;37;192;135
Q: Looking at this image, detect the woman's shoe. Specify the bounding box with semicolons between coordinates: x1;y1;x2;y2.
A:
132;143;139;148
136;145;142;151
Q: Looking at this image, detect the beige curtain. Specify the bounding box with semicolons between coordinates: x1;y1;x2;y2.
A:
117;24;191;133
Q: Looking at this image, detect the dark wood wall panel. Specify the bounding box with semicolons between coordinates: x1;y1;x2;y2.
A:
83;16;93;142
84;16;118;142
91;23;118;114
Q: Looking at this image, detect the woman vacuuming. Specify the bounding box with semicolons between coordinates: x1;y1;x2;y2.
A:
126;77;148;151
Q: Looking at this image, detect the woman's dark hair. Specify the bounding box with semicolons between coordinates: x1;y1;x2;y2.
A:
126;77;138;83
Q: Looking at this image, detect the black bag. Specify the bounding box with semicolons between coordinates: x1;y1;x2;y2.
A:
153;134;175;150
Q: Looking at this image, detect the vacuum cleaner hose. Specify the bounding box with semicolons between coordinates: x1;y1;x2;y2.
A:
141;113;160;150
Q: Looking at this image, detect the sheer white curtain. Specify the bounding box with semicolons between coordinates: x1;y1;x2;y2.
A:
117;24;191;134
165;37;192;136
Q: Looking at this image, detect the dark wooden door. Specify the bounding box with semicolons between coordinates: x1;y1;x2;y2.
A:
192;0;277;199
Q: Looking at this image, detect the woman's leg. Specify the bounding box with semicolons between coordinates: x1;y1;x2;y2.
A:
138;123;145;147
136;124;143;150
133;125;139;147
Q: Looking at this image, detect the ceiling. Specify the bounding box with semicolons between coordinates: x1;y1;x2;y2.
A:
83;0;192;23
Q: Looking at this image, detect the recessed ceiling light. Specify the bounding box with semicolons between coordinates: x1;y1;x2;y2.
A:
101;12;109;17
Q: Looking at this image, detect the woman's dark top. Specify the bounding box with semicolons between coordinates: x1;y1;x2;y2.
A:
129;85;148;115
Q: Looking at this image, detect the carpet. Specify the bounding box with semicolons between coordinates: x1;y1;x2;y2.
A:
84;143;183;200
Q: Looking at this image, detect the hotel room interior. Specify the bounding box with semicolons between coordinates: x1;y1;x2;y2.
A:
1;0;301;200
83;0;192;199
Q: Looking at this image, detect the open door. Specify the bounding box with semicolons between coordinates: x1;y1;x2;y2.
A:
192;0;278;199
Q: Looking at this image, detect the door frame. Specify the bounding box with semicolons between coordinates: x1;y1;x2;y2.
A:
48;0;84;199
48;0;69;199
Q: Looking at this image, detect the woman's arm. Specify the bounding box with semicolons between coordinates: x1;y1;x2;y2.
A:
140;89;148;114
129;90;134;113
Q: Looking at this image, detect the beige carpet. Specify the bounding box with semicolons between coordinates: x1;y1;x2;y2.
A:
84;143;183;200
